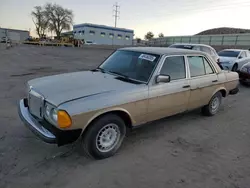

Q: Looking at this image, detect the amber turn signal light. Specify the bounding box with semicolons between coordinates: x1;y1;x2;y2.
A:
58;110;72;128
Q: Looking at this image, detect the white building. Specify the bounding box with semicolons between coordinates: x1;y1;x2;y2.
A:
73;23;134;45
0;28;29;43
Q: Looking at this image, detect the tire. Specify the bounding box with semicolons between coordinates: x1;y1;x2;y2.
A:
202;92;222;116
82;114;126;159
232;64;238;72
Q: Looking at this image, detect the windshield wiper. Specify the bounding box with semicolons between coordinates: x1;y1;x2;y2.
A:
91;67;106;73
108;71;144;84
108;71;129;78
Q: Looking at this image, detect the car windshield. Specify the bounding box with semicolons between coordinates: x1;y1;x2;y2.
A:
218;50;240;57
99;50;160;83
169;45;194;50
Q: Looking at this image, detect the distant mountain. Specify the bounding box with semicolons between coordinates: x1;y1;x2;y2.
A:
196;27;250;35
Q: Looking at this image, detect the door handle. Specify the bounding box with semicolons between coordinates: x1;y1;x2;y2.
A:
183;85;190;88
212;80;218;83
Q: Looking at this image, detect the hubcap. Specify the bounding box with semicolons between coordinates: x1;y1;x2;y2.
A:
96;123;120;153
211;97;220;112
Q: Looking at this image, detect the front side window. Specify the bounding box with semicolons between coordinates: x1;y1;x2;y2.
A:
160;56;186;80
240;51;247;58
188;56;214;77
246;51;250;57
99;50;160;83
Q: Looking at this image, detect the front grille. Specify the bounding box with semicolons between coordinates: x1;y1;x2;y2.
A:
28;90;44;119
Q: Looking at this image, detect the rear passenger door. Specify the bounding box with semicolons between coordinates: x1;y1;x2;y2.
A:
187;55;219;110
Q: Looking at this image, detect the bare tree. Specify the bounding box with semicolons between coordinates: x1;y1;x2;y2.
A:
144;31;154;40
158;33;164;38
31;6;48;38
44;3;73;39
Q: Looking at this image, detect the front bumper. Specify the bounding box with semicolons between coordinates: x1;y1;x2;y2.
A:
18;99;82;146
238;71;250;81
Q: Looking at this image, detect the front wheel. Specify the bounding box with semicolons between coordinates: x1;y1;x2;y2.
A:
232;64;238;72
202;92;222;116
82;114;126;159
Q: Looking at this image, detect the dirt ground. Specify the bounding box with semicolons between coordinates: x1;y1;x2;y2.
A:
0;45;250;188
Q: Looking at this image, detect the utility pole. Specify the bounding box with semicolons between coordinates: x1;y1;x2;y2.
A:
113;2;120;28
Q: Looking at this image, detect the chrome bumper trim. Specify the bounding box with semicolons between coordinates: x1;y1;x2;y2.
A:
18;99;56;143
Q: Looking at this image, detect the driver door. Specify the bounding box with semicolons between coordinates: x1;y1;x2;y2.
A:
147;56;191;122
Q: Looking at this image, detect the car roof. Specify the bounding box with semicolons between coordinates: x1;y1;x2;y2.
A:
119;47;208;56
221;49;245;52
171;43;213;48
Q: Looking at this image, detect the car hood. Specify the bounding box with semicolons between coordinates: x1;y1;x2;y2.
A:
28;71;142;106
219;56;237;63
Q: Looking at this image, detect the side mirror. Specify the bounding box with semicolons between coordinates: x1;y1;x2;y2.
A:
155;74;171;83
238;56;243;59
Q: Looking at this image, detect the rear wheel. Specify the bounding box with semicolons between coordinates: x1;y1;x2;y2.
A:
232;64;238;72
82;114;126;159
202;92;222;116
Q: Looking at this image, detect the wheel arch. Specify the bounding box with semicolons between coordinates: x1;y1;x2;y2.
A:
212;87;227;98
232;63;238;71
81;108;134;135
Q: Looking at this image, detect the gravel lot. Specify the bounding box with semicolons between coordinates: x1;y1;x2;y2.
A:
0;45;250;188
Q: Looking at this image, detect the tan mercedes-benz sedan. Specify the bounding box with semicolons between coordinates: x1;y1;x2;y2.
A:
18;47;239;159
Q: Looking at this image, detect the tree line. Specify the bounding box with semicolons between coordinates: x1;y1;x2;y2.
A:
31;3;164;41
144;32;164;40
31;3;73;39
135;32;164;43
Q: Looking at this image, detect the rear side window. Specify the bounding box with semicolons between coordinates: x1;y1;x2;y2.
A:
193;46;201;51
160;56;186;80
203;58;214;74
211;49;218;56
169;45;193;50
201;46;212;55
188;56;214;77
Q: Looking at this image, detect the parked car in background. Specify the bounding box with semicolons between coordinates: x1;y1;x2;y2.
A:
168;43;219;63
1;37;11;43
238;62;250;84
18;47;239;159
84;40;96;45
218;49;250;71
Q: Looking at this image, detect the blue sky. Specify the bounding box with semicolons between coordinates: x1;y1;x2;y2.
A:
1;0;250;38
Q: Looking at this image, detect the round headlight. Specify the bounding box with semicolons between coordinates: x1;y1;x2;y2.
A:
51;108;58;122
